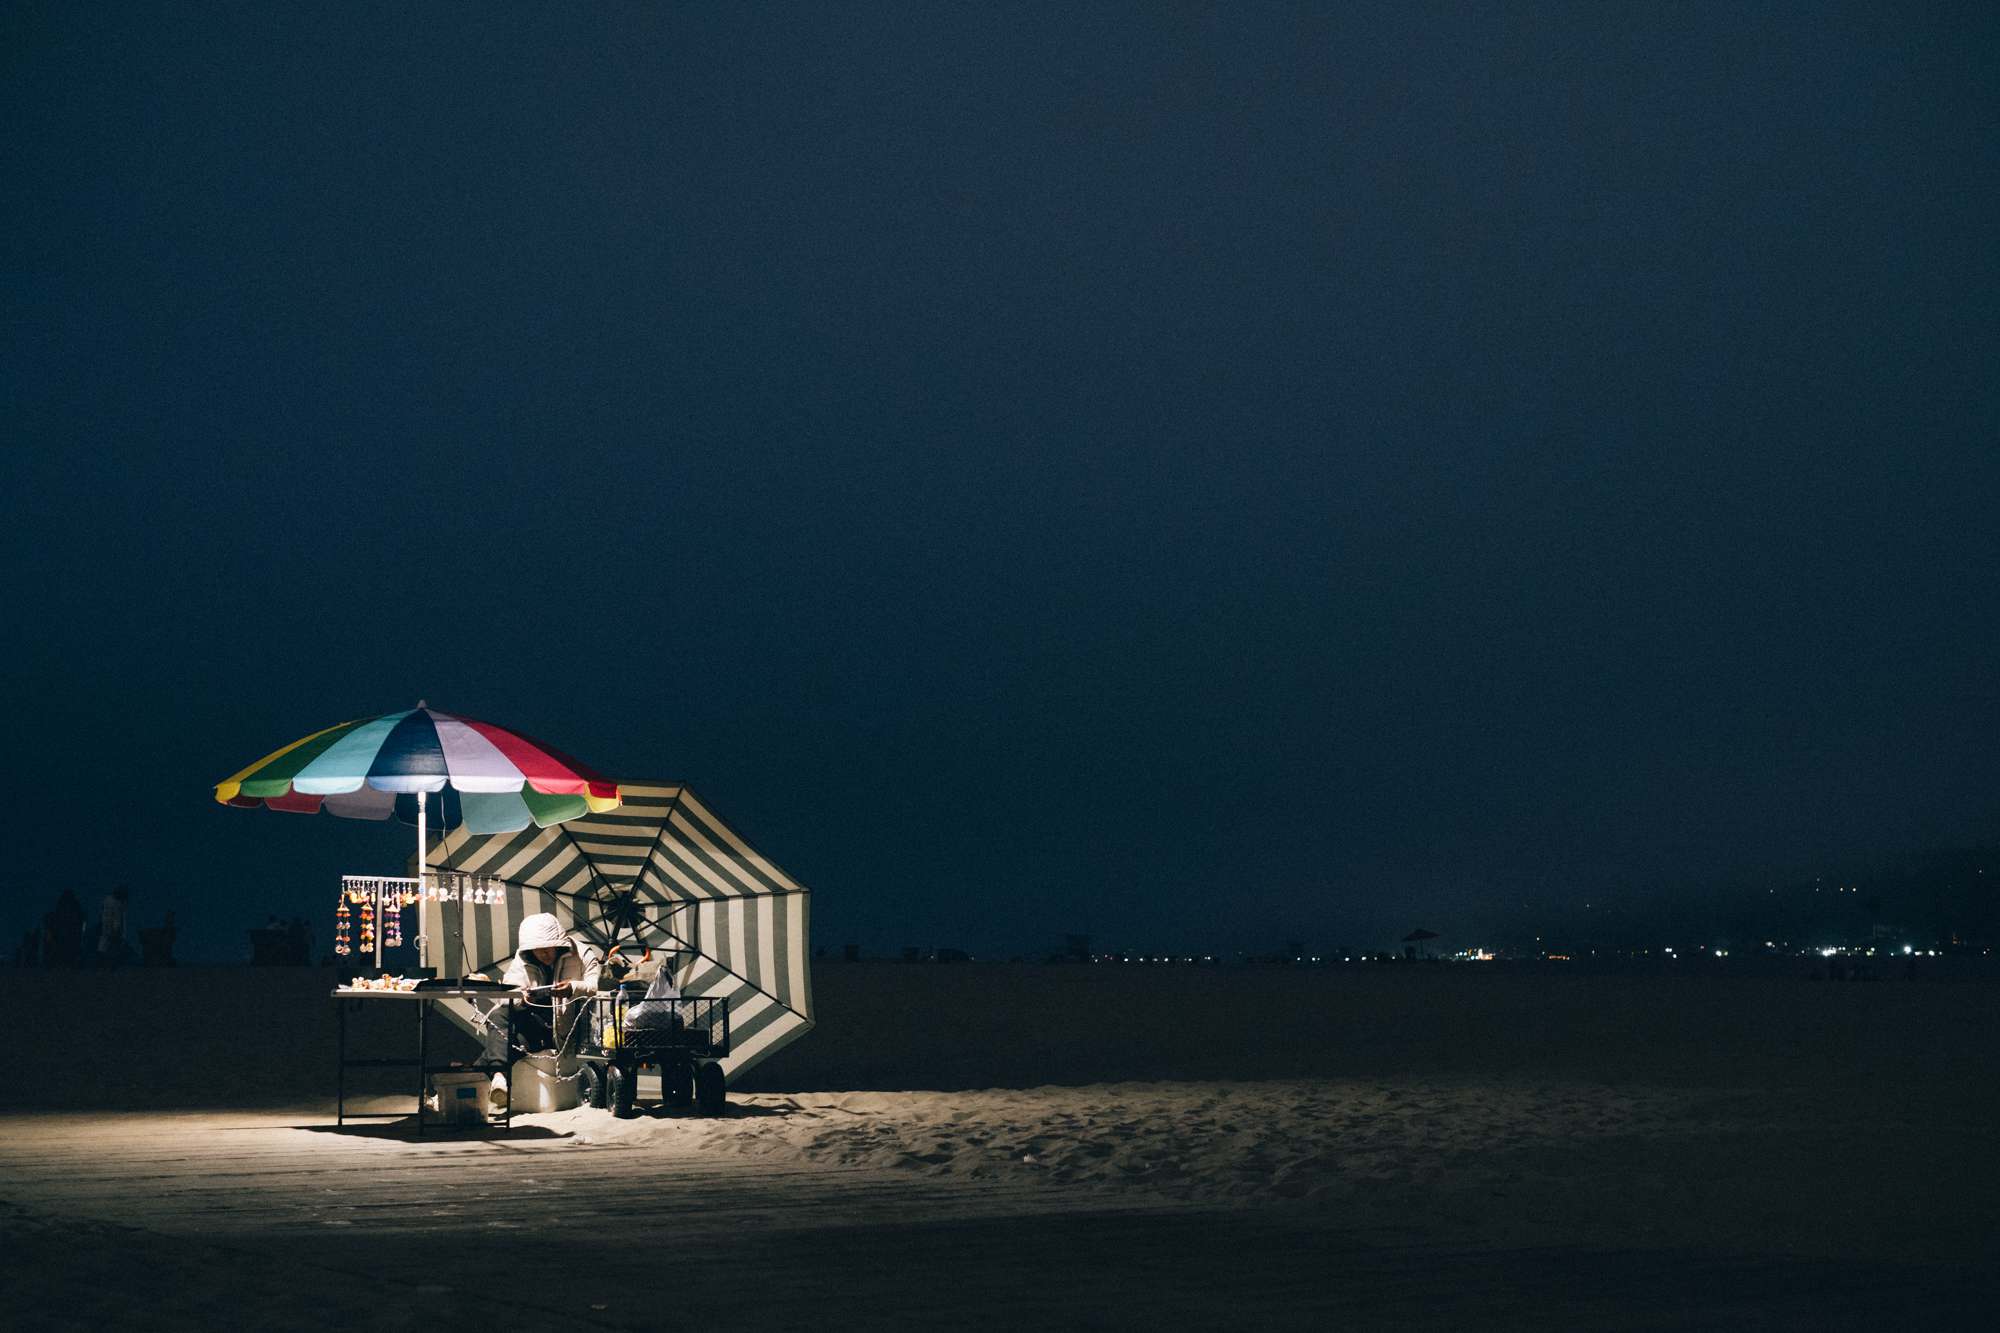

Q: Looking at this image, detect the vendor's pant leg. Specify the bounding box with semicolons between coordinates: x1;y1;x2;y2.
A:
482;1003;555;1065
481;1003;516;1066
511;1005;561;1057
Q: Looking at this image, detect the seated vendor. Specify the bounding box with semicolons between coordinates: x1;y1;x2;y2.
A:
479;912;603;1111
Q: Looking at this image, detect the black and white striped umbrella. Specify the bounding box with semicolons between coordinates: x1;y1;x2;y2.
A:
417;783;812;1081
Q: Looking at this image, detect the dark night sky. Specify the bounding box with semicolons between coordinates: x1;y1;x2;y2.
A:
5;4;1997;960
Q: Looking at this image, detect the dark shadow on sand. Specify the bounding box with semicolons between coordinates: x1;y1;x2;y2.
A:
292;1118;572;1141
612;1100;796;1121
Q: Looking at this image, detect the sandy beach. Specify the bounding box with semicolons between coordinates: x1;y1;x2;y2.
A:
3;963;1996;1329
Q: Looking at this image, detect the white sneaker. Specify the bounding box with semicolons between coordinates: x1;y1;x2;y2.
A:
487;1072;509;1116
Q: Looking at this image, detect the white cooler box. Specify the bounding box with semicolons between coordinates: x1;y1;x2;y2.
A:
425;1071;490;1126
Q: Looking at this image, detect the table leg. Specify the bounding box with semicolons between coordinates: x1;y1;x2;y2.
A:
336;998;346;1126
415;997;428;1139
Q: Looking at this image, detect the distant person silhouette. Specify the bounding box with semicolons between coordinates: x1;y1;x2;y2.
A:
97;887;131;967
250;915;286;965
141;912;178;967
285;916;311;965
49;890;85;967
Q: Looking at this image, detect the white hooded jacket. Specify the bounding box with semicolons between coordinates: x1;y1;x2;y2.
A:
499;937;603;992
500;916;604;1042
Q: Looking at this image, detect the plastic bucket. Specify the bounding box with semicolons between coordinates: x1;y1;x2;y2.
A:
508;1053;581;1113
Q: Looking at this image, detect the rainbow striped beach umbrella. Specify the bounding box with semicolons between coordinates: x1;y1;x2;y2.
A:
216;703;623;967
214;702;622;834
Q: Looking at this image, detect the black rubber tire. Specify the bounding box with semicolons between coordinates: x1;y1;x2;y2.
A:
694;1061;726;1117
662;1061;693;1107
578;1063;606;1110
608;1062;638;1118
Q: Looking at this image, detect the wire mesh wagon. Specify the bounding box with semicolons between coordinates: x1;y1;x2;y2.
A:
574;982;732;1117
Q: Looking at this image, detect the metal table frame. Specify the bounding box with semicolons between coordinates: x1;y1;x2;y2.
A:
334;987;514;1136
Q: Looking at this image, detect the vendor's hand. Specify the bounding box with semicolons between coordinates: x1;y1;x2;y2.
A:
466;971;489;982
549;980;573;997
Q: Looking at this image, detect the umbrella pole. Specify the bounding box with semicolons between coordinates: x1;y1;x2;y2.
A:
409;796;429;968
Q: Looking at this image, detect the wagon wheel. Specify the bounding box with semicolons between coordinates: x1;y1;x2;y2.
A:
607;1061;638;1118
694;1062;726;1117
578;1062;607;1110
